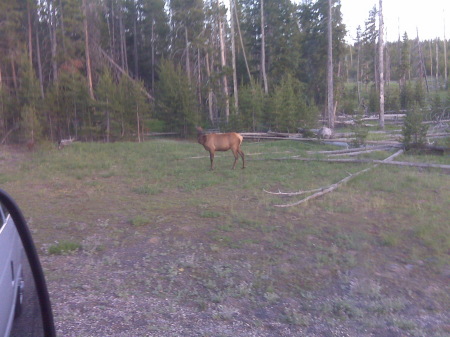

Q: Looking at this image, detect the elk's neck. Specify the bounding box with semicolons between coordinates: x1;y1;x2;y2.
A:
197;133;205;145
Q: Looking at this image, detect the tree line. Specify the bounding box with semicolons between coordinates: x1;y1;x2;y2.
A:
0;0;448;144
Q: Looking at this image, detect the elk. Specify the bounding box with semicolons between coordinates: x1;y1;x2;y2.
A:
196;126;245;170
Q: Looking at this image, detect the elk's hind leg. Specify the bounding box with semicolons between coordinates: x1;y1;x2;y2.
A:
238;148;245;169
231;149;239;169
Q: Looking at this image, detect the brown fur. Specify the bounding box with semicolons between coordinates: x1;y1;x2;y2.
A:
196;126;245;170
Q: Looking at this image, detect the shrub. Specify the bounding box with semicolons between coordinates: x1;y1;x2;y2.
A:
402;105;429;149
351;109;368;147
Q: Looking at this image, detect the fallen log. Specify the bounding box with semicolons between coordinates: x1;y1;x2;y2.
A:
265;150;408;208
307;145;395;156
270;156;450;171
406;144;449;155
268;167;373;207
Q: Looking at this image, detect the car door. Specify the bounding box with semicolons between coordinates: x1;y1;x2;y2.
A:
0;205;24;337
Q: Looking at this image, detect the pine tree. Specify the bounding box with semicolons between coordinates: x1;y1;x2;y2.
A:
156;59;198;136
96;67;118;142
399;32;411;87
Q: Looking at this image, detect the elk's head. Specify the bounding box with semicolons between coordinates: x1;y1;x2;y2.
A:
196;126;206;145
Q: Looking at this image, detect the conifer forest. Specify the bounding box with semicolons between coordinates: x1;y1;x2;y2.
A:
0;0;449;144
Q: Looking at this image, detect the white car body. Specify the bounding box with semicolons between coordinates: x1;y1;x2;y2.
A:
0;205;24;337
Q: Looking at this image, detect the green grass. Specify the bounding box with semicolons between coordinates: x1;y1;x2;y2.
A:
131;215;151;227
2;139;449;336
200;210;223;218
48;241;82;255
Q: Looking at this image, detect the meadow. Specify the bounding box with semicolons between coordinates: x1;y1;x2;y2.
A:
1;139;449;336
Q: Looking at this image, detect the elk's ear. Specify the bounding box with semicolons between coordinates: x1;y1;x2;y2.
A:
196;126;204;133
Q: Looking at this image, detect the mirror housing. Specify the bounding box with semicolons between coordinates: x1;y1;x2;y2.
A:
0;189;56;337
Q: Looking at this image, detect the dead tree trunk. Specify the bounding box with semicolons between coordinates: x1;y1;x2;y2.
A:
151;19;155;91
205;51;215;123
230;0;238;113
436;39;439;84
378;0;385;129
428;40;433;80
82;0;94;100
50;1;58;83
260;0;268;94
327;0;334;128
357;36;361;104
185;26;191;84
217;1;229;122
444;12;448;88
233;1;252;81
27;1;33;65
35;26;44;99
119;10;128;73
133;11;139;78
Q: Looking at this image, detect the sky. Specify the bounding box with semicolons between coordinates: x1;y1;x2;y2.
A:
340;0;449;42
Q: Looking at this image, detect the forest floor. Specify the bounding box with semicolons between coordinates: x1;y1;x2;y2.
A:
1;140;449;337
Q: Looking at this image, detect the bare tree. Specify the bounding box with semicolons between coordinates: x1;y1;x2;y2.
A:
27;1;33;65
82;0;94;99
230;0;238;112
217;0;229;122
261;0;268;94
444;10;448;88
35;27;44;99
151;19;155;91
327;0;334;128
436;39;439;83
133;11;139;78
429;40;433;79
205;51;215;123
233;0;251;81
119;10;128;73
50;0;58;83
185;26;191;84
378;0;385;129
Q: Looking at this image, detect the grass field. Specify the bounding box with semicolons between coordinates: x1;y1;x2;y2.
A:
1;139;449;336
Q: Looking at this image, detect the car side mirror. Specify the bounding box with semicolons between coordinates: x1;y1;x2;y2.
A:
0;189;56;337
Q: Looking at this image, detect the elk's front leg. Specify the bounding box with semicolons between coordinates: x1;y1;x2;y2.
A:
210;152;215;170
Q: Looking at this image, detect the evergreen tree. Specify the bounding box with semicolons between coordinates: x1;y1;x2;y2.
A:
361;6;378;86
238;79;265;131
399;32;411;86
18;53;43;142
117;75;151;141
267;74;317;132
156;59;198;136
95;67;118;142
414;79;426;108
400;81;414;110
385;86;400;112
402;105;428;149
